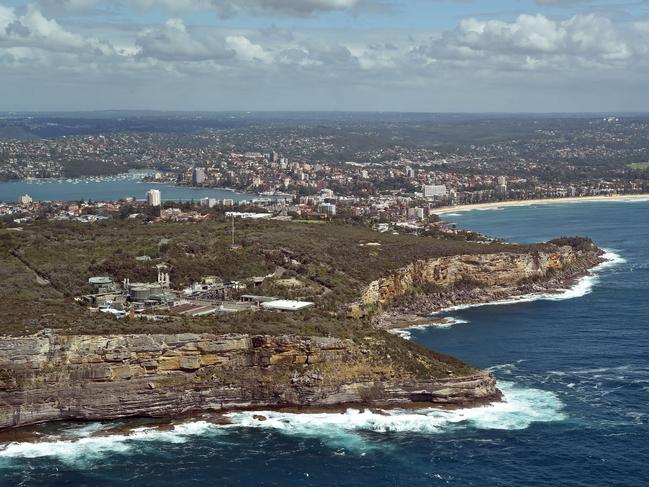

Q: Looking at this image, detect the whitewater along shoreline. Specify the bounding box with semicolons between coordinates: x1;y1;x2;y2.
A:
0;331;501;432
432;193;649;215
368;240;607;333
0;380;562;460
0;239;600;433
0;386;501;445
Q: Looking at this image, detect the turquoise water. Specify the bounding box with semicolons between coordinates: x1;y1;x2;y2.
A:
0;173;263;203
0;200;648;486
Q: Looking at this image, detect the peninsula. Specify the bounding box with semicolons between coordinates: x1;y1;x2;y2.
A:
0;218;603;430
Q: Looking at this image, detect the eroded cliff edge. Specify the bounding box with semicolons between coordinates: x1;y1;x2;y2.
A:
0;333;499;430
0;238;603;430
351;238;604;327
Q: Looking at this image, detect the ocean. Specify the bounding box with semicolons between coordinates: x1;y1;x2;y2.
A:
1;200;648;486
0;173;266;203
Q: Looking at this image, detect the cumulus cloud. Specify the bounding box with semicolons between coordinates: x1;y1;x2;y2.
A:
128;0;365;16
0;3;112;54
416;13;633;73
136;18;233;61
2;2;649;111
225;35;271;62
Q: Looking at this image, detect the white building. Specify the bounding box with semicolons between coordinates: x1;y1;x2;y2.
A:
408;207;425;220
146;189;161;207
200;197;218;208
260;300;315;312
319;203;337;216
496;176;507;193
19;194;32;205
192;167;207;186
320;188;335;199
423;184;447;199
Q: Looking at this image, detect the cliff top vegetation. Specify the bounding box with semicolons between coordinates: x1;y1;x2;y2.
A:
0;218;583;337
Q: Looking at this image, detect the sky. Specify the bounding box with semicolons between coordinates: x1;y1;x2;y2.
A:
2;0;649;112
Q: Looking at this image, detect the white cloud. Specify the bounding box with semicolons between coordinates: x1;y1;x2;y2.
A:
128;0;364;16
416;13;634;73
0;3;113;55
1;3;649;111
136;18;234;61
225;35;271;62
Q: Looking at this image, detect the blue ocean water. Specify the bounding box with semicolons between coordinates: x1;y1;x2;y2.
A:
0;173;262;203
1;200;648;486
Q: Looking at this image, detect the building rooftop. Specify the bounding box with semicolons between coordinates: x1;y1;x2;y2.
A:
89;276;113;285
260;300;315;311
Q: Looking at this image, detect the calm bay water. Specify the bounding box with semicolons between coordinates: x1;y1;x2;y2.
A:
0;173;263;203
1;200;648;486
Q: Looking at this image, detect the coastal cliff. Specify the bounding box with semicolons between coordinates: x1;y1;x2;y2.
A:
0;233;603;431
351;239;604;325
0;333;499;430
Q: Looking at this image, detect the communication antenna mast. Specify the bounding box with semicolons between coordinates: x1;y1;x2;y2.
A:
231;213;235;247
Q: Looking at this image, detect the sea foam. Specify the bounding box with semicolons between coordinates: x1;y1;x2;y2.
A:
390;249;624;340
435;249;624;314
0;382;563;463
225;381;564;435
0;254;623;464
0;421;222;465
388;316;469;340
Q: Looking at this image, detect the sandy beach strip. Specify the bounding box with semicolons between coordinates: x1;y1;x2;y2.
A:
432;194;649;215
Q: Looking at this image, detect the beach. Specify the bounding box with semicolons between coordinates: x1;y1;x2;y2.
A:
433;193;649;215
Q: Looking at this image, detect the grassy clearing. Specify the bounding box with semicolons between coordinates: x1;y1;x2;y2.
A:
627;162;649;170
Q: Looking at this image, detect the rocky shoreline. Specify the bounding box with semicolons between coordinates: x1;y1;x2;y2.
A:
0;239;602;432
350;239;606;330
0;333;500;431
379;251;605;331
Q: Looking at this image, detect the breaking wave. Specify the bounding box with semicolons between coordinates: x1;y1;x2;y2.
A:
433;249;625;315
389;250;623;340
226;381;564;435
388;317;469;340
0;421;223;465
0;382;564;464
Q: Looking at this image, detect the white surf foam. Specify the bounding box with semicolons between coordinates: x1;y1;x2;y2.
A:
441;316;469;327
225;381;564;435
390;250;623;340
432;249;625;315
387;317;469;340
388;328;412;340
0;382;565;462
0;421;222;464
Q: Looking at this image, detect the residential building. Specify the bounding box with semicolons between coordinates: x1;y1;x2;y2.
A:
146;189;161;207
192;167;207;186
423;184;447;198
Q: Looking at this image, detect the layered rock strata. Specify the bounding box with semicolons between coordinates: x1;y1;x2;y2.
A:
0;333;498;430
352;243;603;325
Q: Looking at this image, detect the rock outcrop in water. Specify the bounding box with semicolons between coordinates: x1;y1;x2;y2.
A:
0;333;498;430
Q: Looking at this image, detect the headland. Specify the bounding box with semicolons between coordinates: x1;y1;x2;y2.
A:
0;218;603;430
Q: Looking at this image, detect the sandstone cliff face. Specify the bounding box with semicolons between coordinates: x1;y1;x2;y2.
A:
357;245;600;316
0;333;498;430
